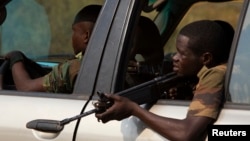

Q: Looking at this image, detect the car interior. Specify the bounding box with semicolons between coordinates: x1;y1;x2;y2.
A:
0;0;243;101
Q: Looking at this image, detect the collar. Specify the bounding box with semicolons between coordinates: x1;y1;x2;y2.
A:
75;52;82;59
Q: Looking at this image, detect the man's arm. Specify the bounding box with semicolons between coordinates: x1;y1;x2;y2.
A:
11;61;45;92
95;94;213;141
4;51;46;92
131;101;212;141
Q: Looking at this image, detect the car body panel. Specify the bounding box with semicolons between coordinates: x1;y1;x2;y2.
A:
0;95;83;141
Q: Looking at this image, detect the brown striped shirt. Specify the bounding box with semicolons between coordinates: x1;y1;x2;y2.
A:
187;64;227;119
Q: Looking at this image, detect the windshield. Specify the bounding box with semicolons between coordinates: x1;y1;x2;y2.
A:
0;0;103;64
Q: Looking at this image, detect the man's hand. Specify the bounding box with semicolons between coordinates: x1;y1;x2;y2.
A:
95;93;137;123
5;51;26;69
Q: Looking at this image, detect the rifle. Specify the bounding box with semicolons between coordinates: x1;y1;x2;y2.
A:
26;72;191;134
115;71;179;104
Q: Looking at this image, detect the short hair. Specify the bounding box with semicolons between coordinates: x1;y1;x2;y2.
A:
73;5;102;25
179;20;234;64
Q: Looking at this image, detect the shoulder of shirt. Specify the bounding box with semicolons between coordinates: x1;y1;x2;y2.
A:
197;63;227;79
54;53;82;68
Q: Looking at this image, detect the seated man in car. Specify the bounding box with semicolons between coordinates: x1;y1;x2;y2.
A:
4;5;102;93
95;20;234;141
126;16;164;87
4;7;163;93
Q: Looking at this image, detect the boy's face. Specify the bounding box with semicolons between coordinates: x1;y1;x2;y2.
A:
172;34;203;76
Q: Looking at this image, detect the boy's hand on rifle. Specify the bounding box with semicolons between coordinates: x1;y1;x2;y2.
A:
95;93;137;123
94;92;114;113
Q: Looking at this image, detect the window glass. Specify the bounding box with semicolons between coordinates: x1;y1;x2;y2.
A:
229;6;250;104
140;1;243;100
0;0;104;92
0;0;104;63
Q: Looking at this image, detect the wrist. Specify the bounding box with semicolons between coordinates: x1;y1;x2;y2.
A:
130;102;141;116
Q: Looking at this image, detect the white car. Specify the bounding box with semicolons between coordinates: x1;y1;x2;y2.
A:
0;0;250;140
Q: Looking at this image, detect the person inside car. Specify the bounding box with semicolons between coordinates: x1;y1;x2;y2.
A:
4;5;102;93
95;20;234;141
126;16;164;87
4;5;163;93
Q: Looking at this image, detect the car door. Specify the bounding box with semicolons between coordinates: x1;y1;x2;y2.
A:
0;0;106;141
75;0;250;140
0;0;150;140
135;0;250;140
